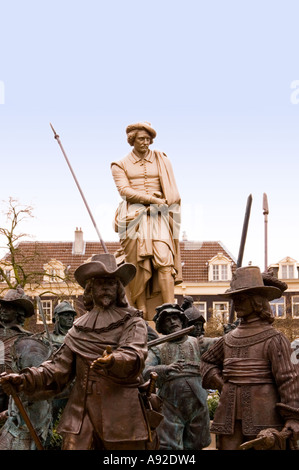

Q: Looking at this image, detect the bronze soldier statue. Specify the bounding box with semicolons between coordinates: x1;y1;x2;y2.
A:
181;296;206;337
0;254;158;450
0;336;52;450
0;287;34;412
48;301;77;424
50;301;77;348
200;266;299;450
111;122;182;320
144;303;211;450
181;295;219;353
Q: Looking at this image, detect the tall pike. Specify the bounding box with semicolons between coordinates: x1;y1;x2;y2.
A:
50;123;108;253
228;194;253;323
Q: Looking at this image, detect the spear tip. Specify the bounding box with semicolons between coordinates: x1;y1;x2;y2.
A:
263;193;269;214
49;122;59;139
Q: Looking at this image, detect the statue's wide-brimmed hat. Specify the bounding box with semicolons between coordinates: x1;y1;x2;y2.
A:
223;266;282;301
74;253;136;288
126;122;157;139
0;287;34;318
153;303;188;334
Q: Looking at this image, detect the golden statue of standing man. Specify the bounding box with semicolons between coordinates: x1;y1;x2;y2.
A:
111;122;182;320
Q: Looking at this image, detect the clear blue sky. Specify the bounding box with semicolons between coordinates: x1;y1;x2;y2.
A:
0;0;299;270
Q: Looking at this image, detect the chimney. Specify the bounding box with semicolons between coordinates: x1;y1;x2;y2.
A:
73;227;85;255
182;231;188;241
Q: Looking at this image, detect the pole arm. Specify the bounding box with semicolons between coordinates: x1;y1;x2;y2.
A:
236;194;253;267
147;325;195;348
263;193;269;272
50;123;108;253
228;194;253;323
6;382;44;450
36;296;54;354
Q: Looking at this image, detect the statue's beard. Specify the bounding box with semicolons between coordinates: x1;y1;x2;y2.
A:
97;295;115;309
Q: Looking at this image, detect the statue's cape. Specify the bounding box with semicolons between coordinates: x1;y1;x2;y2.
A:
154;150;181;205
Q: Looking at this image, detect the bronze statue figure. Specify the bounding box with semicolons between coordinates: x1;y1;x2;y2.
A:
50;301;77;347
0;254;158;450
0;336;52;450
181;295;219;353
200;266;299;450
111;122;182;319
48;301;77;424
0;287;34;412
143;303;211;450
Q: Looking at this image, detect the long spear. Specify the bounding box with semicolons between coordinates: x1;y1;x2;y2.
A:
263;193;269;271
50;123;108;254
147;325;195;348
5;382;44;450
228;194;253;323
36;296;54;355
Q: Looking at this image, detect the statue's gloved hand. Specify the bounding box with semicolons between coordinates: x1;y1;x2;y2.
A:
209;373;224;392
166;360;185;375
90;346;115;371
0;372;25;394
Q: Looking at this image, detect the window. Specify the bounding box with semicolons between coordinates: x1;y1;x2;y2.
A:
37;300;53;324
212;264;228;281
270;298;285;318
292;296;299;318
208;253;232;281
193;302;207;320
276;257;298;279
43;260;65;283
282;264;294;279
213;301;229;323
0;269;12;282
212;265;219;280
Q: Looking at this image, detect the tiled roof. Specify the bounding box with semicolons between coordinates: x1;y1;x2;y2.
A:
1;239;236;284
180;241;236;282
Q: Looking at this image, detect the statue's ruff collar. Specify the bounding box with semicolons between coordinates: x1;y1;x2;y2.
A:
71;305;141;334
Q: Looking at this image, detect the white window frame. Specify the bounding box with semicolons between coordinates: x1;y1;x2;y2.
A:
208;253;232;281
213;301;229;323
193;301;207;321
43;259;65;283
278;257;297;279
37;299;53;324
0;269;12;282
270;298;286;319
281;264;294;279
212;264;228;281
0;265;15;283
292;296;299;318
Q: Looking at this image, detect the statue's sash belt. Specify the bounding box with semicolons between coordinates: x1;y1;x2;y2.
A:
222;358;274;384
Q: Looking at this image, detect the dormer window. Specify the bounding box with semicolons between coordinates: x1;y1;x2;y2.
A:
208;253;232;281
277;257;297;279
282;264;294;279
213;264;228;281
0;265;14;283
43;259;65;283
